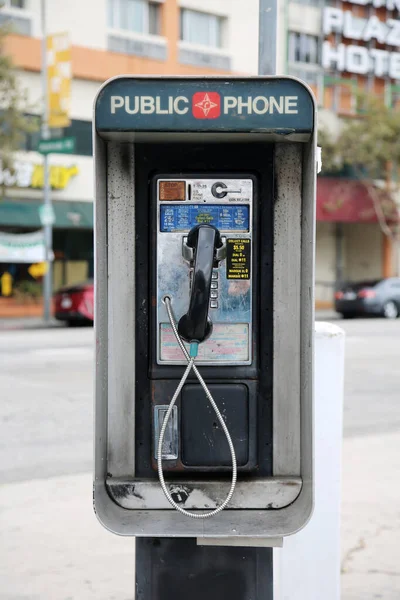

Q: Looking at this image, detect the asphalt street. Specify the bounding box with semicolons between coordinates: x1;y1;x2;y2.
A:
0;327;94;484
341;318;400;438
1;317;400;598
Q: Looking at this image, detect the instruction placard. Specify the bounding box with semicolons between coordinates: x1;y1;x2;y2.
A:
226;238;251;280
160;323;249;363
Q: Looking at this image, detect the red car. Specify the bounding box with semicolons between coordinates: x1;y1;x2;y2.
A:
54;280;94;325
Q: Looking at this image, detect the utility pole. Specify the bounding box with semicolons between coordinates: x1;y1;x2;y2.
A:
41;0;53;322
258;0;278;75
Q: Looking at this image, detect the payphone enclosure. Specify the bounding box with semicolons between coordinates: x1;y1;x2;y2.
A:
93;76;316;538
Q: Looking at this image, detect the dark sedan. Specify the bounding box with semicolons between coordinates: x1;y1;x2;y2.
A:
335;278;400;319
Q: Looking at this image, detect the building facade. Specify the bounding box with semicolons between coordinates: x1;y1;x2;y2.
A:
0;0;260;314
286;0;400;305
0;0;398;313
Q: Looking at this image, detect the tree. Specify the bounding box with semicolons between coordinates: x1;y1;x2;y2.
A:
319;93;400;275
0;22;37;167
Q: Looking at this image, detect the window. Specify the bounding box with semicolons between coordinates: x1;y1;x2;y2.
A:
288;32;320;65
180;9;225;48
1;0;26;7
0;0;31;35
290;0;321;6
108;0;161;35
148;2;160;35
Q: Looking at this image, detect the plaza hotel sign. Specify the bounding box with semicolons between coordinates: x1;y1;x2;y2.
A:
323;0;400;79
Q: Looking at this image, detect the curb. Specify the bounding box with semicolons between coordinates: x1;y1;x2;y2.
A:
0;313;339;332
0;319;66;331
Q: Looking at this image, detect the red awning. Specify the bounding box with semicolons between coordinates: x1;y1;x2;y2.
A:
317;178;399;223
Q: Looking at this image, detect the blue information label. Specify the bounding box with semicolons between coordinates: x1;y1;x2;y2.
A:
160;204;249;232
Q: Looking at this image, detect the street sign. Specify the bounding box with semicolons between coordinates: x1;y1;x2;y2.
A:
28;262;48;279
38;204;56;226
37;136;76;155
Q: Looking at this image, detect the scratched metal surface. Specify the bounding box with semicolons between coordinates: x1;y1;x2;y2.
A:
273;144;302;477
106;477;302;510
156;177;253;365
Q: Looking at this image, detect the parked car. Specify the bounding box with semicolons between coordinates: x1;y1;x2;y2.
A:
334;278;400;319
54;280;94;325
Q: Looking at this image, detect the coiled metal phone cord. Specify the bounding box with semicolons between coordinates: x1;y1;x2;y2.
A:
157;296;237;519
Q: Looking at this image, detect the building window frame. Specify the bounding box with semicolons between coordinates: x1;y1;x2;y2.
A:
178;7;231;69
180;8;227;50
289;0;322;6
288;31;321;65
107;0;167;61
107;0;162;37
0;0;33;36
2;0;27;8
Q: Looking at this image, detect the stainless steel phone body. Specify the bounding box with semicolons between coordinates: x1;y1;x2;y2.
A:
156;176;254;366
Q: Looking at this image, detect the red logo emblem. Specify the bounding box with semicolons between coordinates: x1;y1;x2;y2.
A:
192;92;221;119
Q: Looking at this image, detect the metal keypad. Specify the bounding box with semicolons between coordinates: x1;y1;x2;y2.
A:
210;270;218;308
189;269;219;309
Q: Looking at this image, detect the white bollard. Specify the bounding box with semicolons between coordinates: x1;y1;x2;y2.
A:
274;321;345;600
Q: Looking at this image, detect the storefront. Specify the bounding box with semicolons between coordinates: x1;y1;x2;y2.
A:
315;177;398;308
0;198;93;285
0;154;94;316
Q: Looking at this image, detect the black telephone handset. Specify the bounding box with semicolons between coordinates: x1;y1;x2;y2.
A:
178;224;222;344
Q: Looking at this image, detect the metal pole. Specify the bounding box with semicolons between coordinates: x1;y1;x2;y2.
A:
41;0;52;322
258;0;278;75
136;538;273;600
335;222;344;287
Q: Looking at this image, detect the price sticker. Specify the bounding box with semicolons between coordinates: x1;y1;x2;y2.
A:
226;238;251;280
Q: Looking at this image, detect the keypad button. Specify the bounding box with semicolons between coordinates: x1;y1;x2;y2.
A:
211;282;218;289
212;271;218;280
210;291;218;299
210;300;218;309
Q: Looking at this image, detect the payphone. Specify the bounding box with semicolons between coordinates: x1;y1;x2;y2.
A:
155;175;255;517
93;76;316;538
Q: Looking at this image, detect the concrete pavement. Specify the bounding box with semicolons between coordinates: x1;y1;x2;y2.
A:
2;430;399;599
0;328;94;484
1;319;400;598
341;431;400;599
0;317;64;331
0;474;135;600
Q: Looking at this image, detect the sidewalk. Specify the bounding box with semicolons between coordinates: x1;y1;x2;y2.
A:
0;310;339;332
315;309;339;321
0;474;135;600
0;317;64;331
341;431;400;599
1;431;399;599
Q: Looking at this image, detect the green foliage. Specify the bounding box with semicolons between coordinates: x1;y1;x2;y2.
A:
13;280;43;301
319;92;400;245
317;128;343;174
0;23;38;167
319;93;400;180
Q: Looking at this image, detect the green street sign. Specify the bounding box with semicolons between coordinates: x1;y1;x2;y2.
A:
37;136;76;155
38;204;56;226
